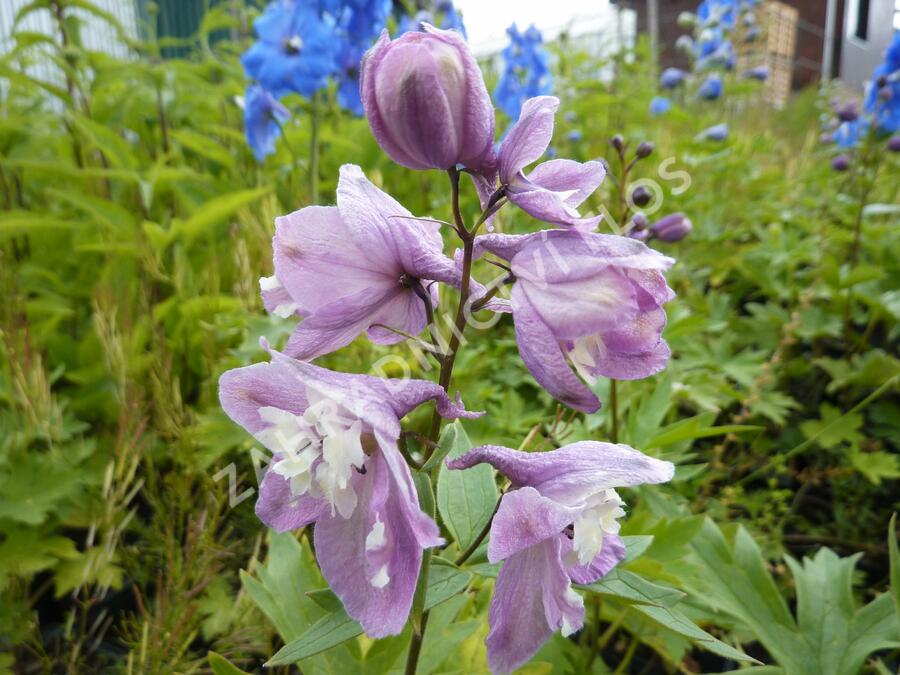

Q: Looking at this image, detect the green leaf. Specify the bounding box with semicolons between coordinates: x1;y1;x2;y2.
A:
685;520;804;671
46;188;136;235
241;532;357;674
582;568;685;608
267;565;471;666
420;422;460;472
0;210;82;239
622;535;654;563
800;404;863;449
849;448;900;485
647;422;762;450
173;187;271;245
631;602;760;664
786;547;900;675
435;421;498;550
71;114;138;170
889;513;900;627
207;652;252;675
171;129;236;170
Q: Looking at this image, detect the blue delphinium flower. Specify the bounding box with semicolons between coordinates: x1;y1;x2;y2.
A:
330;0;392;115
832;118;869;148
335;41;366;115
697;0;737;29
696;122;728;141
698;73;723;100
864;32;900;134
567;130;583;142
660;67;688;89
494;23;553;120
241;1;337;98
649;96;672;116
244;85;290;162
436;0;467;37
396;1;467;37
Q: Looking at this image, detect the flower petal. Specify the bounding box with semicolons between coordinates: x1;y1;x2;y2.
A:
219;360;311;434
314;449;434;638
563;533;626;585
498;96;559;180
337;164;461;286
525;159;606;208
272;205;391;317
255;463;328;532
487;487;580;563
284;285;402;360
264;346;480;439
446;442;674;505
508;187;603;231
588;339;672;381
510;284;600;413
485;537;584;674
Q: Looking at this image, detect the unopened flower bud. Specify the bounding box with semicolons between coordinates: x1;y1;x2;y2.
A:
361;25;495;172
887;136;900;152
610;134;625;153
831;154;850;171
635;141;654;158
675;35;695;53
878;87;893;102
631;213;648;230
677;11;697;28
650;213;692;242
877;75;888;88
630;185;652;207
627;227;650;241
836;102;858;122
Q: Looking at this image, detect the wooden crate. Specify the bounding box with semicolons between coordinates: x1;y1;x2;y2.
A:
764;1;798;107
733;1;798;107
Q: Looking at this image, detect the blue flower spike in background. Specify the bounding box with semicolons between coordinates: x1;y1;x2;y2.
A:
495;23;553;121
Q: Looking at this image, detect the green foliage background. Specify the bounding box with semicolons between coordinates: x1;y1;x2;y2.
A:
0;1;898;673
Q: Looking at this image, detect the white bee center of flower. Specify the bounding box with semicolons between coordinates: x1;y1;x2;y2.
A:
257;397;366;519
571;489;625;566
287;35;303;52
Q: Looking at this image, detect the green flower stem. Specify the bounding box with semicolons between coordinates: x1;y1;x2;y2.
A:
309;92;320;204
406;167;476;675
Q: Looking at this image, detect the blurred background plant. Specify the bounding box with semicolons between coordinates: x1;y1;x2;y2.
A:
0;0;898;673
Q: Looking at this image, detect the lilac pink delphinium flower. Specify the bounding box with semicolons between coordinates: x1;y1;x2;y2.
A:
360;24;495;172
260;164;464;359
220;345;479;636
470;230;675;413
447;442;674;673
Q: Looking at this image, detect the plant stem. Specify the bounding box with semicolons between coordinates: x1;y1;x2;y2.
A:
406;167;475;675
309;92;320;204
425;167;474;449
454;496;502;565
609;379;619;443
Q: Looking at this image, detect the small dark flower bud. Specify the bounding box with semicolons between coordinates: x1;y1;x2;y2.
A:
610;134;625;152
627;227;649;241
635;141;654;158
836;102;858;122
819;132;835;145
887;136;900;153
877;75;888;88
831;154;850;171
630;185;652;207
650;213;692;242
631;213;648;230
